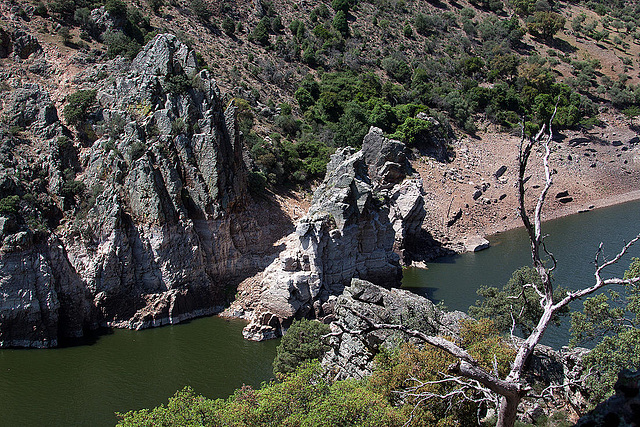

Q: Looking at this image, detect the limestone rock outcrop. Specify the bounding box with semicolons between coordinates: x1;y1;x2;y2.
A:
0;34;278;347
241;128;426;340
322;278;467;380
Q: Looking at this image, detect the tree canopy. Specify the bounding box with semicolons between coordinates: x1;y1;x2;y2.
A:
571;258;640;403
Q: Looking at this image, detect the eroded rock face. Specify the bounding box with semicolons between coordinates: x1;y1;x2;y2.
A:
322;278;467;380
0;34;276;347
241;128;426;340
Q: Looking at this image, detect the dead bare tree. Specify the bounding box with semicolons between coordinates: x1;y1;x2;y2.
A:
330;114;640;427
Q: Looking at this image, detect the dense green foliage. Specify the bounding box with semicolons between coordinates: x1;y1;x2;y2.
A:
571;258;640;403
273;319;330;376
63;90;97;126
117;318;523;427
0;195;20;215
47;0;153;59
117;362;405;426
469;266;570;336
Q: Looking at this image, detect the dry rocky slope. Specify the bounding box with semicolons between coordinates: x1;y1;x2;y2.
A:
0;34;294;347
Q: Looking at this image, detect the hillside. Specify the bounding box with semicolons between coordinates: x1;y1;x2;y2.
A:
3;0;640;250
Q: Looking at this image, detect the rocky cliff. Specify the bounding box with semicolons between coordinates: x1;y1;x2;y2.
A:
240;128;426;340
0;34;282;347
322;279;592;424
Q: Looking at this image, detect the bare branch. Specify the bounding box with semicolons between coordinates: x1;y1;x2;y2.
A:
340;308;521;398
553;234;640;309
527;368;597;400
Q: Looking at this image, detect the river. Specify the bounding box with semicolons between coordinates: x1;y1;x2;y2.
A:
1;199;639;426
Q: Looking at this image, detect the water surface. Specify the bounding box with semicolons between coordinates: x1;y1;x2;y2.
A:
403;199;640;347
0;316;278;426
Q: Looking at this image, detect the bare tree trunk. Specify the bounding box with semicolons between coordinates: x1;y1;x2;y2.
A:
497;395;521;427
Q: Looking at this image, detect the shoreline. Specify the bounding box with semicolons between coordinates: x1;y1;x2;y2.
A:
484;189;640;241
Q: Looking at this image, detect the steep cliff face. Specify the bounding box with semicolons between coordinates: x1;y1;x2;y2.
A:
241;128;426;340
0;34;277;347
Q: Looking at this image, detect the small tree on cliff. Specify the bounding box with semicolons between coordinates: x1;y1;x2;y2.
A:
332;110;640;427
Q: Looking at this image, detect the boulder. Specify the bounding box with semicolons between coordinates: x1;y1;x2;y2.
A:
4;84;58;133
495;165;508;178
322;278;469;380
12;30;41;59
464;235;490;252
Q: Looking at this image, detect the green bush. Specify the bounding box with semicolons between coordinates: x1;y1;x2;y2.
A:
391;117;432;146
331;0;350;12
222;16;235;35
571;258;640;403
117;363;405;427
249;18;270;45
403;24;412;38
104;31;142;60
527;11;566;40
164;73;192;95
0;195;19;216
190;0;211;22
273;319;330;376
469;266;570;336
105;0;127;19
34;2;48;16
333;10;349;37
63;89;97;127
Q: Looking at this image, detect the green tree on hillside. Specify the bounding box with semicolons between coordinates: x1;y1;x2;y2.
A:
571;258;640;403
63;89;97;127
527;11;566;40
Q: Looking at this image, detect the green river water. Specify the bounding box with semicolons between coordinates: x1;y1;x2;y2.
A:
1;199;639;426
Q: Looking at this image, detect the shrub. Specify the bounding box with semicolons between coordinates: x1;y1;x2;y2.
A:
148;0;163;14
271;15;283;33
63;89;97;127
275;114;301;138
48;0;75;19
381;57;411;83
190;0;211;22
333;10;349;37
222;17;235;35
103;31;142;60
272;319;330;376
34;2;48;17
391;117;432;146
105;0;128;19
331;0;350;12
527;11;566;40
249;18;270;45
0;195;19;216
164;73;192;95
